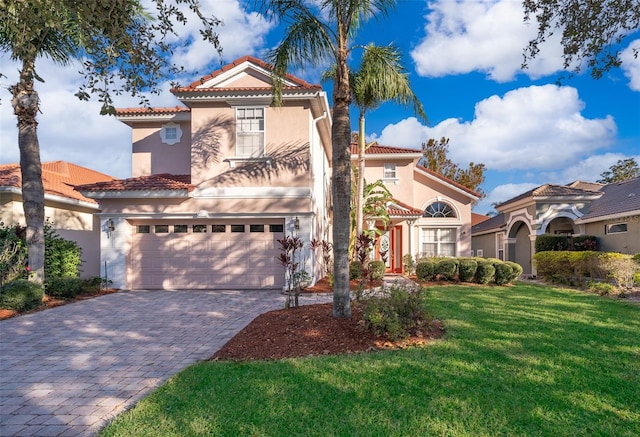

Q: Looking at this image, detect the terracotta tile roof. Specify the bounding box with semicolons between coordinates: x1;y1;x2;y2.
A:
0;161;116;204
471;213;506;234
75;174;193;193
116;106;190;116
387;199;423;217
472;212;491;226
171;55;321;92
578;177;640;221
350;142;422;155
415;164;481;198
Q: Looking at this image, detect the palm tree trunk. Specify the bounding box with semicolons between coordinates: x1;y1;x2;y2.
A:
355;112;366;239
11;58;45;285
332;46;352;318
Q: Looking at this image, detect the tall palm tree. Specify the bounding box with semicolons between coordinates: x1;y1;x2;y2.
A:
255;0;398;318
350;43;426;239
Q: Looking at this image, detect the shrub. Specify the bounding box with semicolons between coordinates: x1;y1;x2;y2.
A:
494;262;514;285
475;261;495;284
350;261;363;280
44;225;82;280
458;259;478;282
0;280;44;312
535;234;569;252
402;254;415;275
437;259;458;281
586;280;616;296
46;277;86;299
362;284;429;341
505;261;523;282
415;260;436;282
0;223;28;285
368;260;386;281
572;235;598;251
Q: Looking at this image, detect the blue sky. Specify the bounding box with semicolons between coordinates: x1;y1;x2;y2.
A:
1;0;639;214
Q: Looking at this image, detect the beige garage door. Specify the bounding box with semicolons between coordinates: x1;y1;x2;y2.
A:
128;220;286;290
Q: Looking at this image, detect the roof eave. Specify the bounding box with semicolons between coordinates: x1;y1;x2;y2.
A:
79;190;191;199
575;209;640;224
414;167;480;201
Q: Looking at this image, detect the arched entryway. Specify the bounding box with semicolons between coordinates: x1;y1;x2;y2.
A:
543;216;577;235
507;220;533;276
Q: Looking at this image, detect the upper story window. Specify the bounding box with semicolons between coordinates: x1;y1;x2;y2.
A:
236;107;265;157
160;122;182;145
424;201;456;218
383;163;397;179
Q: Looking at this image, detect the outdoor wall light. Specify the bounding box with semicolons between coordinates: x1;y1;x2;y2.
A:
106;218;115;232
294;216;300;230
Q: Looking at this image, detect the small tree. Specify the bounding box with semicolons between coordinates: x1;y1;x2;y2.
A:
277;236;306;308
597;158;640;184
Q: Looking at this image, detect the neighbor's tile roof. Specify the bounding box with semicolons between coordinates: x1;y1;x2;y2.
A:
471;213;506;234
578;177;640;221
350;143;422;155
472;212;491;226
116;106;190;116
498;183;602;207
387;199;423;217
172;55;321;92
76;174;193;193
0;161;116;204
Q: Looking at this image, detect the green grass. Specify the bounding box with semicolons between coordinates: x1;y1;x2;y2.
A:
99;283;640;437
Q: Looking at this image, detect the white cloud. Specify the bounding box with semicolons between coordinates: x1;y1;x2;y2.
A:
411;0;565;81
374;85;617;171
539;152;640;184
621;39;640;92
473;182;539;214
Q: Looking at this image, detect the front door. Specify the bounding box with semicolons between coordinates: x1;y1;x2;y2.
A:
376;225;403;273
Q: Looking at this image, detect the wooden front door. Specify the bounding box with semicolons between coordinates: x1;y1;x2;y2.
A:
376;225;403;273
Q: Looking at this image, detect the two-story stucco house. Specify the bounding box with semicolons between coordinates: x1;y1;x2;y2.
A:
77;56;332;290
350;144;480;273
76;56;479;290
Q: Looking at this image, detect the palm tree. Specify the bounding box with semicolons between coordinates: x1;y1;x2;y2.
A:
349;43;426;239
255;0;398;318
1;1;220;285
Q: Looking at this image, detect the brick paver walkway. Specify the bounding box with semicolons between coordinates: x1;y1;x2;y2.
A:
0;289;332;437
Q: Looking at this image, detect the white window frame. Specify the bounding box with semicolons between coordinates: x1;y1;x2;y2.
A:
383;163;398;183
160;123;183;145
476;249;484;258
419;227;457;258
606;223;627;234
236;107;265;157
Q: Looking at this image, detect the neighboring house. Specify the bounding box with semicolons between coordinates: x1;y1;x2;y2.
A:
76;56;333;290
471;177;640;276
0;161;116;278
351;143;480;273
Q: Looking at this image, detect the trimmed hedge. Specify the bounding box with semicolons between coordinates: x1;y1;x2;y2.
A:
505;261;523;282
415;260;436;282
46;277;86;299
494;262;514;285
0;280;44;312
458;259;478;282
475;261;495;284
436;259;458;281
535;234;569;252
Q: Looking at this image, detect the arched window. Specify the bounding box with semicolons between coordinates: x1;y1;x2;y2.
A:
424;201;456;218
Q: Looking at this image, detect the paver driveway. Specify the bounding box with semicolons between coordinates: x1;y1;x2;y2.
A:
0;289;332;437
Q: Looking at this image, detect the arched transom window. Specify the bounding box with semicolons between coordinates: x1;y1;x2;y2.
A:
424;201;456;218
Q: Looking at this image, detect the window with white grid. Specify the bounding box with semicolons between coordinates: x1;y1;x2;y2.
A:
421;228;456;257
236;107;265;157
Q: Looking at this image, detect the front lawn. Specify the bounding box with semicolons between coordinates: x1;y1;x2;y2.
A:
99;283;640;437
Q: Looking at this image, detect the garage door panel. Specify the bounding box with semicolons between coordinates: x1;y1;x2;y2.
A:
129;221;286;290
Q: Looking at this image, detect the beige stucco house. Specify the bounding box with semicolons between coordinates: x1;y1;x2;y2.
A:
0;161;116;277
351;144;479;273
471;177;640;276
75;56;478;290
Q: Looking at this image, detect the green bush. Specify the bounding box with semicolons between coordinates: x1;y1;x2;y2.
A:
362;284;429;341
632;253;640;264
586;280;616;296
494;262;514;285
572;235;598;251
46;277;85;299
350;261;363;280
505;261;523;282
437;259;458;281
535;234;569;252
415;260;436;282
402;254;415;275
0;280;44;312
368;261;386;281
458;259;478;282
475;261;496;284
44;225;82;280
0;223;28;285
